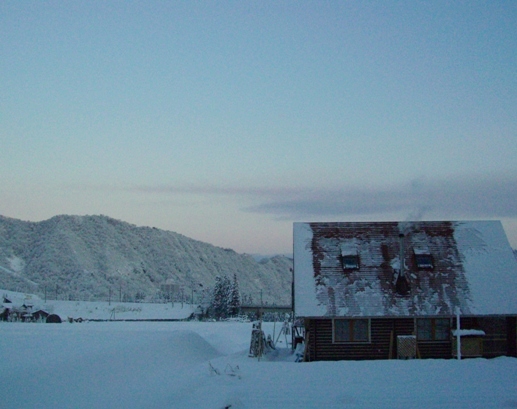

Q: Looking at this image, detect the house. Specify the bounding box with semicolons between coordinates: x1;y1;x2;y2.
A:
0;301;49;322
293;221;517;361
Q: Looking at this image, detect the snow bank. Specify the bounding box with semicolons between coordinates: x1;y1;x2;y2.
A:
1;321;517;409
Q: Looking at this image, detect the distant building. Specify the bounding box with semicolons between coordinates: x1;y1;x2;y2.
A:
293;221;517;361
0;302;49;322
160;282;180;298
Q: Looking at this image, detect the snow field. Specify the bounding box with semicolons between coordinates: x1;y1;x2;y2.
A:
1;321;516;409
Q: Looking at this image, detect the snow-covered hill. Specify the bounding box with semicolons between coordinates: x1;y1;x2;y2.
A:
0;215;292;304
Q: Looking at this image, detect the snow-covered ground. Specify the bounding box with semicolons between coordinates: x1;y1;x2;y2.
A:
1;289;196;321
42;299;196;321
1;320;517;409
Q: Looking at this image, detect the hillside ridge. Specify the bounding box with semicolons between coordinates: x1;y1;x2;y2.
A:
0;214;292;304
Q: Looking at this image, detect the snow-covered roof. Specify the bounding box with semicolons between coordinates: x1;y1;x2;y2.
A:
340;242;358;256
413;247;430;255
294;221;517;318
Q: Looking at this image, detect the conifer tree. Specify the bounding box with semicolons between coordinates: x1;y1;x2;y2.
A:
192;274;243;320
229;273;241;317
221;275;231;318
210;276;224;319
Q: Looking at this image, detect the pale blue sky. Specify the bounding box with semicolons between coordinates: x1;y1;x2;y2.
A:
1;1;516;254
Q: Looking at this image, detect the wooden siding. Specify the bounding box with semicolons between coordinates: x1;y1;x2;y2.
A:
417;341;451;359
305;316;517;361
507;317;517;357
458;316;517;358
306;318;414;361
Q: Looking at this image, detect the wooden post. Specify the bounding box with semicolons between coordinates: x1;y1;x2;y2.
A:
303;331;310;362
389;330;394;359
456;308;461;360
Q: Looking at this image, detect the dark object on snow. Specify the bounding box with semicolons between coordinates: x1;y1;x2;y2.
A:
395;271;410;296
46;314;62;323
249;328;265;357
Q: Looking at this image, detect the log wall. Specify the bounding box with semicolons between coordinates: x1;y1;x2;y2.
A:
305;316;517;361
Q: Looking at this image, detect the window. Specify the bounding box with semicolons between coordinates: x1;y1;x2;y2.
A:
334;319;369;342
417;318;450;341
414;253;433;269
342;255;359;270
340;243;359;270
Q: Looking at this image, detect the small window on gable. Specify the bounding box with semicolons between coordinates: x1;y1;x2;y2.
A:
415;254;433;269
414;248;433;269
341;243;359;270
342;255;359;269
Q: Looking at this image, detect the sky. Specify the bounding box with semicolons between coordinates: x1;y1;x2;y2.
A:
1;1;517;255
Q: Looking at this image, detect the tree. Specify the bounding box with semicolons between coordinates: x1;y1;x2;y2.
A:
209;275;242;320
228;273;241;317
210;276;231;320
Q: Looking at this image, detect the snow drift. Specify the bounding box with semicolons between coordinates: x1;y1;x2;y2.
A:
1;321;517;409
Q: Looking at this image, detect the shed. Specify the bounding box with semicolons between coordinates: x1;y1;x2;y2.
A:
293;221;517;361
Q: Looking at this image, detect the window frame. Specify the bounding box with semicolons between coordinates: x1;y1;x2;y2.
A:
342;254;360;270
414;251;434;269
333;318;370;343
416;318;451;341
340;243;360;271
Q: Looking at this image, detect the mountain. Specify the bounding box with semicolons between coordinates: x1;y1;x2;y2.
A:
0;215;292;305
